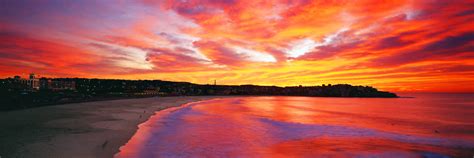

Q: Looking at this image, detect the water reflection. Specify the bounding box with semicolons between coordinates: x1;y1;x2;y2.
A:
116;94;474;157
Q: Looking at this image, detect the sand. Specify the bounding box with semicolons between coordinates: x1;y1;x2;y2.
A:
0;96;223;158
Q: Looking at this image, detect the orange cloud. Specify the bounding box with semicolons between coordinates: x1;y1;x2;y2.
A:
0;0;473;92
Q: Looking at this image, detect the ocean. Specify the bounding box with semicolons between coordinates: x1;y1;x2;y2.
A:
116;93;474;158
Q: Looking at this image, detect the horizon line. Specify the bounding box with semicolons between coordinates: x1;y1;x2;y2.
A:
4;75;474;94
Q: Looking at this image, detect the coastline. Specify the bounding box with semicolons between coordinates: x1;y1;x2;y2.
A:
0;96;225;158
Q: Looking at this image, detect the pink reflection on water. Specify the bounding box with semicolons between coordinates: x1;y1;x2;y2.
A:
116;94;474;157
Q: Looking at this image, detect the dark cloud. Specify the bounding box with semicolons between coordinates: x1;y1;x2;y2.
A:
164;0;235;16
454;9;474;17
371;36;412;50
371;32;474;67
441;65;474;73
423;32;474;54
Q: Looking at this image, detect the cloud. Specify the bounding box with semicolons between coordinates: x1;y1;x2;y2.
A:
0;30;104;76
371;36;412;50
145;48;212;72
423;32;474;54
285;38;318;58
0;0;473;92
193;40;244;66
232;47;277;62
371;32;474;67
89;42;154;70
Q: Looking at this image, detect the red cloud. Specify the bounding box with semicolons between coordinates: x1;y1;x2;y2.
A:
0;0;473;92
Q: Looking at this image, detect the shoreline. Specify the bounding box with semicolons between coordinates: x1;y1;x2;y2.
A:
114;98;224;157
0;96;226;158
1;94;400;112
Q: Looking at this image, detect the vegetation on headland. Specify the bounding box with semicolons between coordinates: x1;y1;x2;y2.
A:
0;77;397;111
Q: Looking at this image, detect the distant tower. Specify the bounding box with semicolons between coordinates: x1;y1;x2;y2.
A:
28;73;40;90
214;80;216;85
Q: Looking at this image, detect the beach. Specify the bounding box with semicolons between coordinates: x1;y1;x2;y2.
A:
1;94;473;158
0;96;223;158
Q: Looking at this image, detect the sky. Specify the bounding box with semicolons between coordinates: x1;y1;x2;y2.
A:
0;0;473;92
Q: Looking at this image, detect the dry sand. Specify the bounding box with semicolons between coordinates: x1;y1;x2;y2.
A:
0;96;223;158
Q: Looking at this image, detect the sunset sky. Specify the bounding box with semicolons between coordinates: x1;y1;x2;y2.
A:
0;0;473;92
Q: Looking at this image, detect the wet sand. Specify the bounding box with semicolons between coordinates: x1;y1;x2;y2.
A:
0;96;223;158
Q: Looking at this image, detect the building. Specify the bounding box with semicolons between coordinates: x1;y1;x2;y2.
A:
50;79;76;91
39;77;52;90
11;74;76;91
13;74;39;90
27;73;40;90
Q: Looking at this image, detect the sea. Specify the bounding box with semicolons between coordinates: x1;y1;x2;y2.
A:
115;93;474;158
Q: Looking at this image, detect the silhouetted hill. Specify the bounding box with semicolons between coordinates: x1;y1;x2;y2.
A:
0;78;397;111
